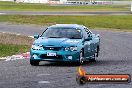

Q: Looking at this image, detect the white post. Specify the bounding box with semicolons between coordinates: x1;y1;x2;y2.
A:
131;3;132;12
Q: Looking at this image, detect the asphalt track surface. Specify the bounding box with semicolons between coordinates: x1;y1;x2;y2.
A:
0;11;131;15
0;23;132;88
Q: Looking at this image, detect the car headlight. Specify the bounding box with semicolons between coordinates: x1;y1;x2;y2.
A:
65;46;78;51
32;45;43;50
70;46;78;51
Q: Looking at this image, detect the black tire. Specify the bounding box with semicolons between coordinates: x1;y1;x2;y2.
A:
96;46;100;57
30;60;39;66
79;50;84;65
89;53;96;62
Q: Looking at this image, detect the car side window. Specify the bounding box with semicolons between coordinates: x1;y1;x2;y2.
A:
83;28;88;39
84;27;92;37
85;28;91;34
84;28;89;33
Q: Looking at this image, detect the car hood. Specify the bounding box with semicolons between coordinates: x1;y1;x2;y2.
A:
33;37;82;46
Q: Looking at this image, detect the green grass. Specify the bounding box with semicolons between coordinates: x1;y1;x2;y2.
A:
0;32;33;57
0;44;30;57
0;15;132;31
0;1;130;11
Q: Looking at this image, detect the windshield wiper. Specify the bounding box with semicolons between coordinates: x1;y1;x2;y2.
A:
48;37;63;38
69;37;81;39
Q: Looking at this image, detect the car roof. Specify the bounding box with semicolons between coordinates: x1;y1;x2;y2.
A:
48;24;84;29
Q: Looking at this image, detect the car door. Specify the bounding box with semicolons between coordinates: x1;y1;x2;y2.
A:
89;34;96;55
91;34;98;54
83;28;93;59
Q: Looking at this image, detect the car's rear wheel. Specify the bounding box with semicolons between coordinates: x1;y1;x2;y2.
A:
30;60;39;66
96;46;100;57
79;50;84;65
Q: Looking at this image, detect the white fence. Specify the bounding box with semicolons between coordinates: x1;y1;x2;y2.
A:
16;0;48;3
131;3;132;12
0;0;14;1
0;0;132;5
113;1;132;4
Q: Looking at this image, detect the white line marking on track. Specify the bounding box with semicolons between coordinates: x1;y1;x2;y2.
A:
37;74;51;76
2;32;5;33
28;36;34;38
125;32;132;34
16;34;21;35
0;13;5;15
38;81;50;84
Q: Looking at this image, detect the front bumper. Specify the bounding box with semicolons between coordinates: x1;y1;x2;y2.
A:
30;49;80;62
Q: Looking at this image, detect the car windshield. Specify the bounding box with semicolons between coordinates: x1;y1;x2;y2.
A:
41;27;82;39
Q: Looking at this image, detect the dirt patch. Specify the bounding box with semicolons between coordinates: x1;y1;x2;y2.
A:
0;32;34;45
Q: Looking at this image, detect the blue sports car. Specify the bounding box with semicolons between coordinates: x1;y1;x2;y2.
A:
30;24;100;66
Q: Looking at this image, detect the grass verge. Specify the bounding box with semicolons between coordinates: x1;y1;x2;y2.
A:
0;32;33;57
0;1;130;11
0;15;132;31
0;44;30;57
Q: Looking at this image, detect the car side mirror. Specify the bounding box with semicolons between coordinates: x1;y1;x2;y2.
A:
96;34;100;37
85;34;92;41
34;35;39;39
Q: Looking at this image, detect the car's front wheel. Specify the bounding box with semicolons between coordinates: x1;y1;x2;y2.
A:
30;60;39;66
